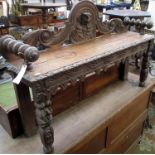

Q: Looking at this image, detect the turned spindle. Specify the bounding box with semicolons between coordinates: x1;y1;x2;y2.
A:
0;35;39;63
124;17;153;35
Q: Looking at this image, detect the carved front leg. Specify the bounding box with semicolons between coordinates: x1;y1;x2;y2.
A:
139;52;149;87
32;82;54;153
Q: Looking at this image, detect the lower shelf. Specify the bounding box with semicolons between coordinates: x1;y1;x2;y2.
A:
0;73;154;153
51;73;153;153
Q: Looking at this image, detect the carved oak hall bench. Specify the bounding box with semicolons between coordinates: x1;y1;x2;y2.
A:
0;0;154;153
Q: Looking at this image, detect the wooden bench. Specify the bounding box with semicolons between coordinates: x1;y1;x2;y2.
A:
0;0;154;153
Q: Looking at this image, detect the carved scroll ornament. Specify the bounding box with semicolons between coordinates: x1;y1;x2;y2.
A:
22;0;128;47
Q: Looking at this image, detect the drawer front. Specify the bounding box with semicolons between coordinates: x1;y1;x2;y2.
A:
52;84;80;116
105;111;147;153
83;66;119;97
107;90;150;145
67;127;107;154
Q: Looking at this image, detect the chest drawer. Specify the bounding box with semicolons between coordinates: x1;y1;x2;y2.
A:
107;89;150;146
83;66;119;97
52;84;80;116
105;111;147;153
66;127;107;154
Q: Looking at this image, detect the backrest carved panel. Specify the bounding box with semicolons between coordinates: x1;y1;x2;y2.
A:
22;0;128;47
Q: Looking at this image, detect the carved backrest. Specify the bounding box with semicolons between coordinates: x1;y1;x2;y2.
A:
22;0;128;48
0;0;153;64
22;0;153;49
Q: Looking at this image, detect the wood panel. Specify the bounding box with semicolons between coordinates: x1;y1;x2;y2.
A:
67;127;107;153
52;66;119;116
0;105;23;138
83;66;119;97
105;111;147;153
51;73;154;153
107;87;151;146
52;84;80;116
14;83;37;137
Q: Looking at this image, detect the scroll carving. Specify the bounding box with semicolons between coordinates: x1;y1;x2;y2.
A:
22;0;128;47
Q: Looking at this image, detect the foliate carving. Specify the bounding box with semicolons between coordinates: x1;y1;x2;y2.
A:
22;0;128;47
32;81;54;153
31;43;148;96
0;35;39;63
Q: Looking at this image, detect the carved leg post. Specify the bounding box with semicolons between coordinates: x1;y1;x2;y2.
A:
139;52;149;87
32;82;54;153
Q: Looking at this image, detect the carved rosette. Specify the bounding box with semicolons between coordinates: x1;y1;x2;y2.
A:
32;81;54;153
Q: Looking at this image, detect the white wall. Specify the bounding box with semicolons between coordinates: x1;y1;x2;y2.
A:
148;0;155;30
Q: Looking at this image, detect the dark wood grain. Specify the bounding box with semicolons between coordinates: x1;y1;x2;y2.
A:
83;66;119;97
0;105;23;138
107;87;152;146
105;111;147;153
3;31;154;153
50;73;154;153
0;1;154;153
14;83;37;136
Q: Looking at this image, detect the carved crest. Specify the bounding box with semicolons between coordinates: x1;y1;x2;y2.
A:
22;0;128;47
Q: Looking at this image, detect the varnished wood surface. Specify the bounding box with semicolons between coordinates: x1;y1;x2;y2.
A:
107;87;150;145
105;111;147;153
53;66;119;116
51;73;154;153
83;66;119;97
8;32;154;82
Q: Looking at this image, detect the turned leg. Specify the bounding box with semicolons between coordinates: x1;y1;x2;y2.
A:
32;83;54;153
139;52;149;87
